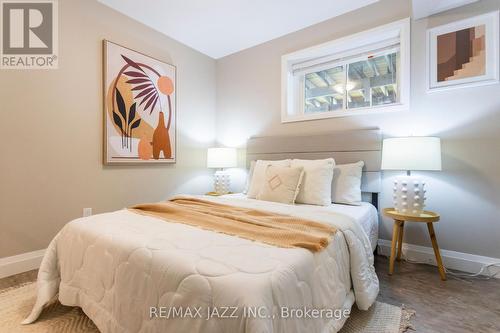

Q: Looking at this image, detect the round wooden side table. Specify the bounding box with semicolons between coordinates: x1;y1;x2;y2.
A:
383;208;446;281
205;192;233;196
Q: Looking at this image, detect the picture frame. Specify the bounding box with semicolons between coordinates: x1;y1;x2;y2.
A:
427;11;499;92
103;40;177;164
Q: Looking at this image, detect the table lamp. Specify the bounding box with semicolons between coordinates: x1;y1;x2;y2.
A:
381;137;442;216
207;147;237;195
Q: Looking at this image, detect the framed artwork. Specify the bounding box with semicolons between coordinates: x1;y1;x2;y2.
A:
427;11;499;92
103;40;176;164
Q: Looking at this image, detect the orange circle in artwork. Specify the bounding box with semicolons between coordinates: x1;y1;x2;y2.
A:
157;76;174;95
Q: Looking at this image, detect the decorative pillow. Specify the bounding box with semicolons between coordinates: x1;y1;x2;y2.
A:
331;161;364;205
291;158;335;206
247;159;291;198
257;166;304;204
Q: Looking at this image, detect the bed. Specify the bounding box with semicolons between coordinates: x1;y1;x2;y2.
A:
25;129;381;333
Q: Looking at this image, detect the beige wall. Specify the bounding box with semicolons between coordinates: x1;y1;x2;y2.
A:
0;0;216;257
216;0;500;258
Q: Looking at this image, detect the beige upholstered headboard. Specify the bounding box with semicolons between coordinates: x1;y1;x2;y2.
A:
246;129;382;207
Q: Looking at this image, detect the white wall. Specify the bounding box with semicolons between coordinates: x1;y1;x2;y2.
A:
216;0;500;258
0;0;217;258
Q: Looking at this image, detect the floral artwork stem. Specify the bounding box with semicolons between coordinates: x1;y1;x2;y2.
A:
130;128;133;152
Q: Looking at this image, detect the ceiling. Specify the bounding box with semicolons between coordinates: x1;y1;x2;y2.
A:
412;0;480;19
97;0;379;59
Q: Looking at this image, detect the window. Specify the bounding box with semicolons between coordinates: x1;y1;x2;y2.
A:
304;65;345;113
282;18;410;123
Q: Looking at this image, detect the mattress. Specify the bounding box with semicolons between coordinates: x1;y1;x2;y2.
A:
25;194;379;333
225;194;379;252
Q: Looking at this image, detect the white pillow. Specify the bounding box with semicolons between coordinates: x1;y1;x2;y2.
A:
247;159;291;198
257;166;304;204
291;158;335;206
331;161;364;205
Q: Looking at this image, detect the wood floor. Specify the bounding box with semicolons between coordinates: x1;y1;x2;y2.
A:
1;257;499;332
0;269;37;290
375;255;500;333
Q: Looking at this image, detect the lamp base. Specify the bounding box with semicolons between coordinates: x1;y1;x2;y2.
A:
213;170;231;195
393;175;427;216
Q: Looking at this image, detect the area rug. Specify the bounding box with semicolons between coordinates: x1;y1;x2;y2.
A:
340;301;415;333
1;282;414;333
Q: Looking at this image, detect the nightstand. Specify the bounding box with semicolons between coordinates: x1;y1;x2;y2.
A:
383;208;446;281
205;192;233;196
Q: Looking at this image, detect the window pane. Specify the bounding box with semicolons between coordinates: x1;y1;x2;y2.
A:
347;89;370;109
304;65;345;114
347;51;399;109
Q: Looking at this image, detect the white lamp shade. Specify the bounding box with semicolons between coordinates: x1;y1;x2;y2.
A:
207;147;237;168
381;137;442;171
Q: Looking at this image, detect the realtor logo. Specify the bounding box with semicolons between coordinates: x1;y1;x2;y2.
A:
1;0;58;69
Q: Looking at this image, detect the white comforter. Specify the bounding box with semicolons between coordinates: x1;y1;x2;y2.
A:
24;195;379;333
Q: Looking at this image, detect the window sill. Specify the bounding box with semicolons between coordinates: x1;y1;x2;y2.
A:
281;103;409;123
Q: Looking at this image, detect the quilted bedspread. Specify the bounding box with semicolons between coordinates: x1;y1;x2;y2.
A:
24;195;379;333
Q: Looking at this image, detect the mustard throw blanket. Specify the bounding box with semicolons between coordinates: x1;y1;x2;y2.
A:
129;197;337;252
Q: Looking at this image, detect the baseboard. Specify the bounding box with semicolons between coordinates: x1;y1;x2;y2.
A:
377;239;500;278
0;249;45;279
